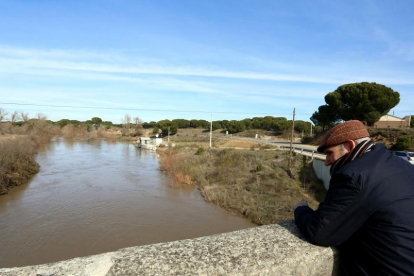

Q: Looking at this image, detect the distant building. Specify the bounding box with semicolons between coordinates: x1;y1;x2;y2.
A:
374;114;411;128
137;135;163;150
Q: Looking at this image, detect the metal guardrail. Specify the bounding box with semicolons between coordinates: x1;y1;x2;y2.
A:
279;145;326;161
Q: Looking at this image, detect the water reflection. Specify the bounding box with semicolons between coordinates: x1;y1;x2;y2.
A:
0;139;254;268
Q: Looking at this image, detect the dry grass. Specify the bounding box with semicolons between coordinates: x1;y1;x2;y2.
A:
159;147;325;225
216;139;262;148
159;148;195;186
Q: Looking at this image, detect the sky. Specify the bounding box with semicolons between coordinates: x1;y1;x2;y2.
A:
0;0;413;124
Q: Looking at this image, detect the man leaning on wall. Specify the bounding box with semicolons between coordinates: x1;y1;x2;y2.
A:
294;120;414;275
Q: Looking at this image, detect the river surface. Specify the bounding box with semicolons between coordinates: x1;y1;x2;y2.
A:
0;139;254;268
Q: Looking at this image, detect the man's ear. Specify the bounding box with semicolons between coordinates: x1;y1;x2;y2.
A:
344;140;356;152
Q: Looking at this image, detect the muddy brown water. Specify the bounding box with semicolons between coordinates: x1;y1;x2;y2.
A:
0;139;254;268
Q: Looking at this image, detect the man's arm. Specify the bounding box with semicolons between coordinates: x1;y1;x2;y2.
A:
294;173;368;246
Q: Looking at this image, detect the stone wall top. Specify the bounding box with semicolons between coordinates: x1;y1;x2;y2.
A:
0;221;339;276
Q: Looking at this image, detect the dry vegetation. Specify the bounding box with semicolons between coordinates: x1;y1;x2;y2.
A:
159;146;326;225
0;137;39;194
368;127;414;150
0;120;57;194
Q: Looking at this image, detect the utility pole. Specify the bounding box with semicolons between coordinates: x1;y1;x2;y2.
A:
288;108;296;178
210;115;212;148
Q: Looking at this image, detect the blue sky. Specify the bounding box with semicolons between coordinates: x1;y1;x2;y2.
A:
0;0;413;124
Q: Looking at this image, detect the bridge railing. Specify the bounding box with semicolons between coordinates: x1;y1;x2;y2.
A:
0;221;339;276
277;144;331;190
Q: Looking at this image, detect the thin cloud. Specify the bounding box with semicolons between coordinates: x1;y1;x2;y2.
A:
0;55;340;84
2;45;414;91
0;66;227;96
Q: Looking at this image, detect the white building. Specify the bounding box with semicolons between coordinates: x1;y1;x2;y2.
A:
373;114;411;128
137;135;163;150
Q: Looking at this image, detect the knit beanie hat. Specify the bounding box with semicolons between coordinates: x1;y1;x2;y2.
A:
317;120;370;153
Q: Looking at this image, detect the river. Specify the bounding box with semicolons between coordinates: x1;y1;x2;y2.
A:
0;139;254;268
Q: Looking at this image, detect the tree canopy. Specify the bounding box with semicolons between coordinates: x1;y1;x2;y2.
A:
91;117;103;126
310;105;341;130
311;82;400;127
227;120;246;134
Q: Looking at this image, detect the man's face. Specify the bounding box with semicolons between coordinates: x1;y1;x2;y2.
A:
324;144;349;166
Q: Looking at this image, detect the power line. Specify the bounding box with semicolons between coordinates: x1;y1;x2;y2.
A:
1;102;411;117
0;102;302;116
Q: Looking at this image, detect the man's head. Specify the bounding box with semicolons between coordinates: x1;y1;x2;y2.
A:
317;120;370;166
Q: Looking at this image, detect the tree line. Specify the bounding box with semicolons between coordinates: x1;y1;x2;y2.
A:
0;108;313;137
142;116;313;135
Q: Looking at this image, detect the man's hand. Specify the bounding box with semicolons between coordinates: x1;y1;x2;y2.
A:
294;201;309;211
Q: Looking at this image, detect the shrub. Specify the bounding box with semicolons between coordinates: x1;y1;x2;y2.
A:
301;135;313;144
391;135;412;150
259;144;272;150
195;147;205;155
0;138;39;194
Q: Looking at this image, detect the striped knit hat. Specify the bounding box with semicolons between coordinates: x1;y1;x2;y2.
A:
317;120;370;153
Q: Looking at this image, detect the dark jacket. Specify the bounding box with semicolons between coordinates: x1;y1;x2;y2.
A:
295;143;414;275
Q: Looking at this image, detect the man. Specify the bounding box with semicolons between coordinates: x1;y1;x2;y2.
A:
294;120;414;275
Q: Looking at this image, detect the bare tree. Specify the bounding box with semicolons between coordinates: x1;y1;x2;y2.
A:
122;114;132;125
133;116;143;136
0;108;9;122
19;111;29;122
36;113;47;120
133;116;142;127
10;111;19;124
122;114;132;135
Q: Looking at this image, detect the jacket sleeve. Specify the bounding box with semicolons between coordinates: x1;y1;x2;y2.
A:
294;172;368;246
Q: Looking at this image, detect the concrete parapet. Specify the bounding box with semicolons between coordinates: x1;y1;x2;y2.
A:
0;221;338;276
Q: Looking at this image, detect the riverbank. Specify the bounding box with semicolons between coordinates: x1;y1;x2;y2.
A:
159;146;326;225
0;135;39;194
